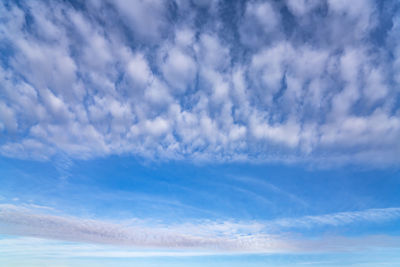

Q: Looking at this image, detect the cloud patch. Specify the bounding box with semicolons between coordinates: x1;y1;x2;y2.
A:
1;204;400;253
0;0;399;165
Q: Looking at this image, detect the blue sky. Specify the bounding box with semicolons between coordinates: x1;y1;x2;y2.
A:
0;0;400;266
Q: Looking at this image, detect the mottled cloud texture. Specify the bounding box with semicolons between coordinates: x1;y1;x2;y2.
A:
1;204;400;253
0;0;399;164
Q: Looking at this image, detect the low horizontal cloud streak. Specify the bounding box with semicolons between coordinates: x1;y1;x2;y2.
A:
270;208;400;230
0;204;284;252
1;204;400;253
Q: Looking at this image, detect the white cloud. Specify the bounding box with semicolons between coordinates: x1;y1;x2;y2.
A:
113;0;168;43
126;53;153;92
198;34;230;70
0;0;399;165
175;28;195;47
285;0;321;17
320;109;400;151
250;42;290;103
0;101;17;133
250;115;300;148
363;67;388;102
269;207;400;230
239;1;282;48
160;47;197;93
0;204;284;252
326;0;377;45
1;204;400;254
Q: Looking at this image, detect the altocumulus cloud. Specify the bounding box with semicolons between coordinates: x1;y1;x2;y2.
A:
0;0;399;165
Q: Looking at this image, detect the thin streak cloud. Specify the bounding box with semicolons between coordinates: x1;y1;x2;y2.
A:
269;207;400;229
0;204;284;252
1;204;400;253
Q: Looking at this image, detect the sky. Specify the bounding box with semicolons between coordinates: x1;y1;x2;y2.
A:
0;0;400;266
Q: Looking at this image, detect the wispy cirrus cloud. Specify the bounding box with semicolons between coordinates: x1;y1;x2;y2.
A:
0;204;287;252
1;204;400;253
268;207;400;230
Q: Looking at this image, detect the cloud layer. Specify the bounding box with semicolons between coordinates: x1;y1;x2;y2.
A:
0;204;288;252
1;204;400;253
0;0;399;164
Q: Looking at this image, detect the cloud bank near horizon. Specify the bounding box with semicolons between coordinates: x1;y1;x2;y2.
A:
1;203;400;253
0;0;399;165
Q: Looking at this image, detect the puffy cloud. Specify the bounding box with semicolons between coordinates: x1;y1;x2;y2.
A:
125;53;153;92
239;1;282;48
250;116;300;148
0;101;17;133
249;42;291;104
198;34;230;70
285;0;321;17
0;0;399;165
113;0;169;43
326;0;378;45
160;47;197;93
